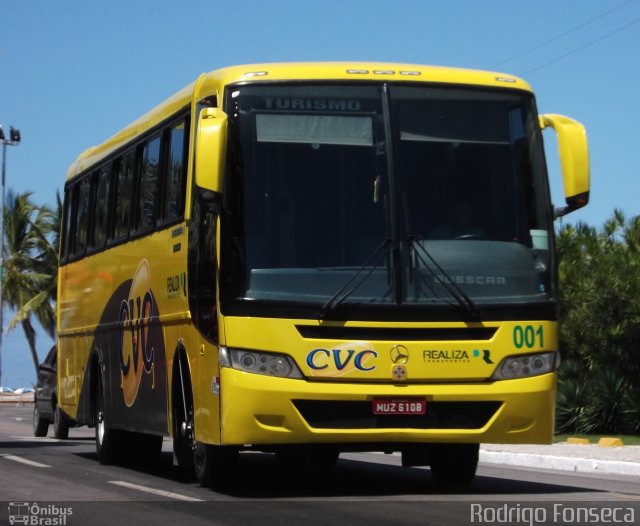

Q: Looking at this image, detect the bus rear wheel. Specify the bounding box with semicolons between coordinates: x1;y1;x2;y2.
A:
428;443;479;487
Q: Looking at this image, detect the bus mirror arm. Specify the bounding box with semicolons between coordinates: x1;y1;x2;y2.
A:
539;113;590;219
195;108;228;193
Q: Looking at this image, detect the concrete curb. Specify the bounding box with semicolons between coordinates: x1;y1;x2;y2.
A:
480;449;640;477
0;395;34;403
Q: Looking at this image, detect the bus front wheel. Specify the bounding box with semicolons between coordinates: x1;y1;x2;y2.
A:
428;443;479;487
95;375;122;464
194;443;237;487
172;351;195;471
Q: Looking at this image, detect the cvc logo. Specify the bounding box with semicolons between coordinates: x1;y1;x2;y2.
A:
306;348;378;372
118;259;155;407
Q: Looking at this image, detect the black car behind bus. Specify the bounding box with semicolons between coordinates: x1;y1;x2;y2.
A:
33;345;70;439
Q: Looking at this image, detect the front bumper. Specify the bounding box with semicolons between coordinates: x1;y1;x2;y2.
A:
219;368;556;446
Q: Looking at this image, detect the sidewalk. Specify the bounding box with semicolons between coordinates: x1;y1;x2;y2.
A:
480;443;640;477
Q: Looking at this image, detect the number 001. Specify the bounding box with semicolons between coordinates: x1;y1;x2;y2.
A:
513;325;543;349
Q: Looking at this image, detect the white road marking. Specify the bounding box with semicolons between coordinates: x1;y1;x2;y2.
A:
1;454;51;468
108;480;203;502
10;435;62;443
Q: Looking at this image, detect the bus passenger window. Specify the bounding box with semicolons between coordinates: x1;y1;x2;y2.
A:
112;153;134;241
61;186;74;262
135;136;161;233
163;121;187;222
73;177;91;257
90;166;110;250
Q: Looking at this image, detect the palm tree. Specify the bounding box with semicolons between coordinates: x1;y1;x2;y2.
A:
2;191;57;375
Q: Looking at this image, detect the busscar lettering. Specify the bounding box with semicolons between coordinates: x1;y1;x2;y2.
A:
435;275;506;285
263;98;362;111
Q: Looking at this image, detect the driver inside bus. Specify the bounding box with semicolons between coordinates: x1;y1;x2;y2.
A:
429;200;484;239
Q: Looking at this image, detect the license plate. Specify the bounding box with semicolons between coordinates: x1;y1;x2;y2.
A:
372;399;426;415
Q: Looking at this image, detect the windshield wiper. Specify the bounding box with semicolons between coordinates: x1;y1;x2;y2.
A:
316;238;391;320
408;235;481;321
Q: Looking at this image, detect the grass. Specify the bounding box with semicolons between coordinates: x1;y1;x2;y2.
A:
554;434;640;445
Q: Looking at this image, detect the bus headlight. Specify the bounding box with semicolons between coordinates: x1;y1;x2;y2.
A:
491;352;558;380
220;347;303;379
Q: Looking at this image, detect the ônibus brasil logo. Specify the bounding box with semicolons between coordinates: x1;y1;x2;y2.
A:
8;502;72;525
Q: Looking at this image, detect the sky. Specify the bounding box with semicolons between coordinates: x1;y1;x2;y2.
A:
1;0;639;387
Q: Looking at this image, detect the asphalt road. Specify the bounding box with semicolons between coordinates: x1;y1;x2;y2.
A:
1;404;639;526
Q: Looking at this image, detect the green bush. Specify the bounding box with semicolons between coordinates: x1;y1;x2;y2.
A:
556;210;640;434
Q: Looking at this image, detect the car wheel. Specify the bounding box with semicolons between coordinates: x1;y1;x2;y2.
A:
33;404;49;437
53;403;69;439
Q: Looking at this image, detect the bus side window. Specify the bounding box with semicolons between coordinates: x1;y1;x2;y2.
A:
134;135;161;233
73;176;92;257
61;186;74;263
111;152;134;242
89;165;111;250
162;120;187;223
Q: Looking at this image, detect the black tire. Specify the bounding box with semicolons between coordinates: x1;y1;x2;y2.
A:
53;403;69;439
95;375;122;464
276;448;309;468
309;448;340;467
172;351;236;487
172;352;195;471
194;443;237;487
429;443;479;487
133;433;163;465
33;404;49;437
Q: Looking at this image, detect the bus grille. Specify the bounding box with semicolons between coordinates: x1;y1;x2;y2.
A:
293;400;501;430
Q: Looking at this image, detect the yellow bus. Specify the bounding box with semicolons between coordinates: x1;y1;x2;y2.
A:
57;62;589;487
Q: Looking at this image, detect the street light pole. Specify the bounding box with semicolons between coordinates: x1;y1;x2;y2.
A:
0;125;21;387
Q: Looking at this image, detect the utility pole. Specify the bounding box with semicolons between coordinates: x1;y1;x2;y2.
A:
0;124;21;387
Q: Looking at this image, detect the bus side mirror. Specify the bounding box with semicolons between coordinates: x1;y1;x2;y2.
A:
539;114;590;218
195;107;228;193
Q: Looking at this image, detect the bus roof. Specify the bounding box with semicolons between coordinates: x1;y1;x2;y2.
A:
66;62;532;180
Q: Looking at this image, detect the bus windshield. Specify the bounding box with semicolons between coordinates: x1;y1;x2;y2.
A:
222;83;552;315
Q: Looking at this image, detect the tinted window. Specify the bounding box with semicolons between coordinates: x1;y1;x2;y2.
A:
90;166;110;249
163;121;186;222
112;152;134;241
73;177;92;256
61;187;74;261
135;136;161;232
